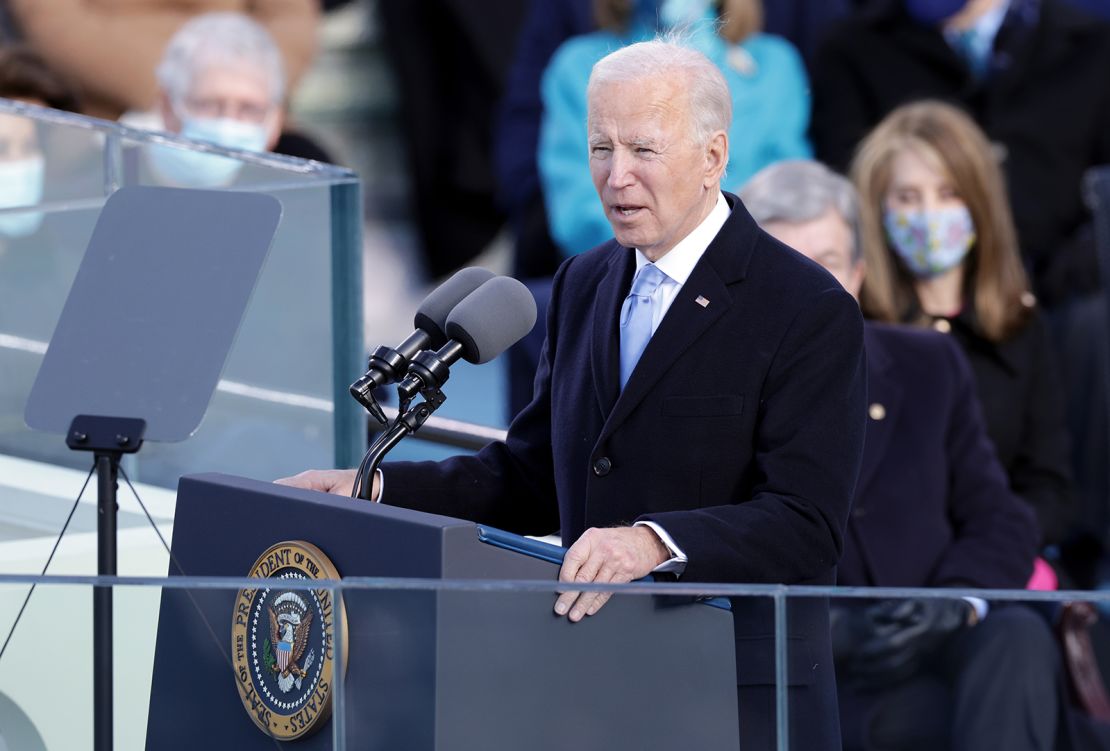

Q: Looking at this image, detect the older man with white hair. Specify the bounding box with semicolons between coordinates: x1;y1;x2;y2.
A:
282;39;866;749
141;12;307;186
742;159;1057;751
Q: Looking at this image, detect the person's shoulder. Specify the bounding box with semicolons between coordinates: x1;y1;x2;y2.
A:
1043;0;1110;35
866;321;972;388
866;321;963;361
817;4;900;54
750;227;850;299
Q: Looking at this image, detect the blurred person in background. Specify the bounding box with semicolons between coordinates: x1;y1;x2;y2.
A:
377;0;533;279
0;46;79;242
850;101;1074;560
495;0;594;280
5;0;318;123
539;0;811;259
811;1;1110;554
742;158;1070;751
812;0;1110;309
134;12;328;188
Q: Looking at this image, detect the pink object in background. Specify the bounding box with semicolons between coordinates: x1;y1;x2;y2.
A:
1027;556;1059;591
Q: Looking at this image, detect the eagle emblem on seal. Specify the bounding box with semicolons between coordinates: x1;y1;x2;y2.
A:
232;541;345;741
267;592;316;693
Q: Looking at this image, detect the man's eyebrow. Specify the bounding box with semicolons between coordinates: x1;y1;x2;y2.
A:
627;136;661;149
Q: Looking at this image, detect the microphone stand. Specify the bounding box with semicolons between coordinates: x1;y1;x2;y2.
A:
353;383;447;501
352;341;465;501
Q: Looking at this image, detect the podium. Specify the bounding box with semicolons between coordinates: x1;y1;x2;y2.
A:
146;474;740;749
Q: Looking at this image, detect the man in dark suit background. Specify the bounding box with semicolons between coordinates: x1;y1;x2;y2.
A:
282;39;867;750
740;159;1090;751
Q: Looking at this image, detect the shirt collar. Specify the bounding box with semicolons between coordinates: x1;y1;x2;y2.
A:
633;192;731;285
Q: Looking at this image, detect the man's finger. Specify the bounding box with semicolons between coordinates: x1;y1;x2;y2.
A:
555;557;603;617
567;563;619;621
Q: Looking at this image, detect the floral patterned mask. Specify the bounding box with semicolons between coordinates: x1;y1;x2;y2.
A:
883;205;976;277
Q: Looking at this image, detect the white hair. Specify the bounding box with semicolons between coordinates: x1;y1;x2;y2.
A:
740;160;864;263
587;37;732;148
155;12;285;106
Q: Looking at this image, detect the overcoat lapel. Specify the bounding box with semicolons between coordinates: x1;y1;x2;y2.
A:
595;195;755;444
590;244;634;420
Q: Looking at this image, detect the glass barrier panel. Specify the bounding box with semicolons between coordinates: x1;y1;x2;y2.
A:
0;100;365;489
0;570;1107;750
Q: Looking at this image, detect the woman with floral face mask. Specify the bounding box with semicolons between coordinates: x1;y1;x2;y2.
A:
851;100;1074;555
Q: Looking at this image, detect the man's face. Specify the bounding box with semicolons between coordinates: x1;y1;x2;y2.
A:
587;74;726;261
161;65;282;150
763;209;864;299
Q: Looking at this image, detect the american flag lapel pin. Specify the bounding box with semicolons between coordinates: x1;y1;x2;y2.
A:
695;295;710;308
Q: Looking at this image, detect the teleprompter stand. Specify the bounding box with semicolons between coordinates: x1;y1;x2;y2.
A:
23;186;282;751
66;415;146;751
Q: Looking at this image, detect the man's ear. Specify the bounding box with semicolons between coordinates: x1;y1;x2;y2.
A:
703;130;728;187
159;91;181;133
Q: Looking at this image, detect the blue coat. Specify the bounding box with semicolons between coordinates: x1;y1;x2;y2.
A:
384;193;867;750
839;323;1039;590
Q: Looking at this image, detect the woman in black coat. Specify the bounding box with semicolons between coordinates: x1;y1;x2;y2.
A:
850;99;1073;549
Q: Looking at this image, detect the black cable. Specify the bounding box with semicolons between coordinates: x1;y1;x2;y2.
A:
0;462;95;666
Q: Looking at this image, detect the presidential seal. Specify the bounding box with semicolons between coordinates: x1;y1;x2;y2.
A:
231;541;347;741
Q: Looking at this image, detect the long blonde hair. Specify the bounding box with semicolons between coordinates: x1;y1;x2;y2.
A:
594;0;762;44
851;100;1032;341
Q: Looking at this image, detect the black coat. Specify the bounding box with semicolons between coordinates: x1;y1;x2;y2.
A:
383;194;868;751
924;308;1073;546
839;323;1039;589
811;0;1110;304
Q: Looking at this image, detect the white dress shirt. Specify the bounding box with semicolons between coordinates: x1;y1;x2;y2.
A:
630;193;731;575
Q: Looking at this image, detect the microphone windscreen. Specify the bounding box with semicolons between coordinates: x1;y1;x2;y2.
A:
413;267;496;347
445;277;537;364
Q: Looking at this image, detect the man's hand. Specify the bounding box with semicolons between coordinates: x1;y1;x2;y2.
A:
554;526;670;622
847;598;974;687
275;469;367;498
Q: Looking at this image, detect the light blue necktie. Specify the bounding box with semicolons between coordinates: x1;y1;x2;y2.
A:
619;263;668;389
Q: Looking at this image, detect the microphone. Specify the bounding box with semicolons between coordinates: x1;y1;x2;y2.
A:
398;276;537;400
350;266;495;422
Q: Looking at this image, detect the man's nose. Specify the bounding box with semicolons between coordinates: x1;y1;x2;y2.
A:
607;149;636;189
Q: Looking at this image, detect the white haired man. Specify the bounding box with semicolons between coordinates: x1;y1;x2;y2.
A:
282;41;867;749
143;12;303;186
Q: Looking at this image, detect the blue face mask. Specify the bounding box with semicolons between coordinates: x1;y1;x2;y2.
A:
883;205;976;277
0;155;45;238
905;0;968;25
146;116;269;188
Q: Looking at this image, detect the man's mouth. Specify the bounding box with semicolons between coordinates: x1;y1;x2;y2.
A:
613;204;643;217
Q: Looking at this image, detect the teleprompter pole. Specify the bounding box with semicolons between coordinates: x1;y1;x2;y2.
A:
67;415;145;751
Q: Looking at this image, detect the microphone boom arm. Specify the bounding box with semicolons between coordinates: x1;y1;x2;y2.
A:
352;380;447;501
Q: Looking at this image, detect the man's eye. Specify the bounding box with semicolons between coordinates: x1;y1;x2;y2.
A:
591;146;611;155
635;147;655;155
